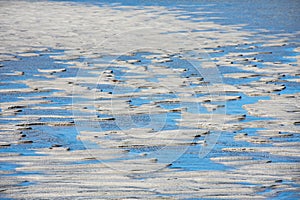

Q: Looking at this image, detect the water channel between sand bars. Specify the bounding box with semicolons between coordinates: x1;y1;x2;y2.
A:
0;0;299;199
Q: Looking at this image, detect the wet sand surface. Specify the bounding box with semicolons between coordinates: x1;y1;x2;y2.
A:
0;0;299;199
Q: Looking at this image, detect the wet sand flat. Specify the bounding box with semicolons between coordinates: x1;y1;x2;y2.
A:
0;0;299;199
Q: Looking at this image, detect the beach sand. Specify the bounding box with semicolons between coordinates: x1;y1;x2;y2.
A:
0;0;299;199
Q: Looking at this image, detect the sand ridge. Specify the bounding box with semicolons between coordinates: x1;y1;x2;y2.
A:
0;0;299;199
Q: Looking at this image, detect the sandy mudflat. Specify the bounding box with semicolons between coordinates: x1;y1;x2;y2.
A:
0;0;299;199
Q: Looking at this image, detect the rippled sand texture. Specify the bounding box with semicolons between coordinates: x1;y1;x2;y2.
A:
1;1;300;199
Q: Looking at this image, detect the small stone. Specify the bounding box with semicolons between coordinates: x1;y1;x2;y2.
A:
293;121;300;126
52;144;62;147
37;68;66;73
18;140;33;144
150;158;158;163
17;127;32;130
126;59;141;64
0;142;11;147
97;117;115;121
7;105;26;109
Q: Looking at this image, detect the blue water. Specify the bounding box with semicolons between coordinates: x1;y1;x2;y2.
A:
52;0;300;33
1;1;299;199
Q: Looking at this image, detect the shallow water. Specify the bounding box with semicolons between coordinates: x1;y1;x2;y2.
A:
52;0;300;32
0;0;299;199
